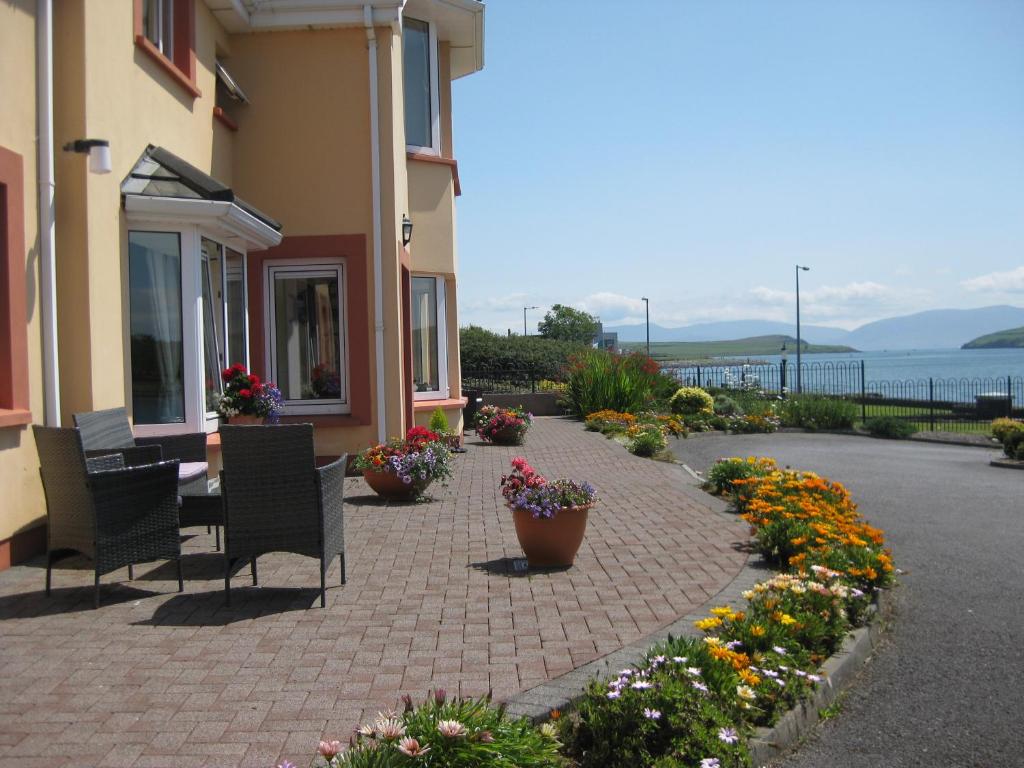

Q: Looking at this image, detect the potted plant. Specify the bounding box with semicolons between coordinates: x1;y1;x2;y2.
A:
217;363;284;424
354;426;453;501
430;406;464;451
475;405;532;446
500;457;597;567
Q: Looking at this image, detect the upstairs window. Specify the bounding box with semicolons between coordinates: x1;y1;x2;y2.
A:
142;0;175;58
403;17;440;153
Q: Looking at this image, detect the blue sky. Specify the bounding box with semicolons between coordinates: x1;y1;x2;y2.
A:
449;0;1024;332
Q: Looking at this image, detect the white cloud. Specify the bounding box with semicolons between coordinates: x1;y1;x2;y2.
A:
962;265;1024;293
462;292;530;312
575;292;649;324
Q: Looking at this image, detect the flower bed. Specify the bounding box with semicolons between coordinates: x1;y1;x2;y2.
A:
292;456;893;768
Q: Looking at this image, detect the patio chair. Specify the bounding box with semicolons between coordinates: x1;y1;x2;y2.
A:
73;407;209;495
219;424;346;607
33;426;183;608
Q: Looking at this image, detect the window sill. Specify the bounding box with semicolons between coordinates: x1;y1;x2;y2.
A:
0;409;32;428
206;414;369;449
213;107;238;132
135;35;201;99
406;151;462;196
413;397;468;412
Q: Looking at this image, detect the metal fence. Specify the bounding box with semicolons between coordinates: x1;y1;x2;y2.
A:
461;369;546;395
664;360;1023;432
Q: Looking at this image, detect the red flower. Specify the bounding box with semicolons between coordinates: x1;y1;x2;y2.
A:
232;362;246;372
248;374;261;387
239;388;252;398
221;367;234;382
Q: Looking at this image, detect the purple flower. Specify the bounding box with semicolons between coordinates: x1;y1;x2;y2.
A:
643;708;661;720
700;759;721;768
718;727;738;744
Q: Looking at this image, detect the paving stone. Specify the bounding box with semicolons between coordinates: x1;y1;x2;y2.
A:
0;417;747;767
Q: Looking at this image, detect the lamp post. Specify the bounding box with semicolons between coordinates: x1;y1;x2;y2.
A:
523;305;538;336
795;265;810;393
641;297;650;356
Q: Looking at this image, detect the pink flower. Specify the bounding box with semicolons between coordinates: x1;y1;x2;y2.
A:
397;737;430;757
318;740;342;758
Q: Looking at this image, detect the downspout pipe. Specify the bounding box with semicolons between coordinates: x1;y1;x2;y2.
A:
37;0;60;426
364;5;387;443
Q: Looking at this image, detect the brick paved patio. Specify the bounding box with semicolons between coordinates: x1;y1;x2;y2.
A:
0;417;748;768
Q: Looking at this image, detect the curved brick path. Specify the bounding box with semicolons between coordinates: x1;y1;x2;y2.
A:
0;417;747;768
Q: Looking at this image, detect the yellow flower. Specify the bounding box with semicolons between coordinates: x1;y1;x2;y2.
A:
750;624;766;637
739;669;762;686
694;617;723;631
779;613;797;626
710;606;734;617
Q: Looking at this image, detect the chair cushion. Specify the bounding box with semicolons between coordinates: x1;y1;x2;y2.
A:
178;462;208;484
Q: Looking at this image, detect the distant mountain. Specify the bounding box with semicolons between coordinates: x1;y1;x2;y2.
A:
607;320;850;345
962;326;1024;349
843;306;1024;350
619;335;858;361
607;305;1024;351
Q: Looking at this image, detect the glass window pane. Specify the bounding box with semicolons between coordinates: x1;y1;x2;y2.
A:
225;249;247;368
403;18;432;148
412;276;439;392
273;271;343;401
201;238;224;414
160;0;174;55
129;231;185;424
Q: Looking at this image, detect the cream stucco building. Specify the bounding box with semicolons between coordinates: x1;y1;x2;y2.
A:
0;0;483;569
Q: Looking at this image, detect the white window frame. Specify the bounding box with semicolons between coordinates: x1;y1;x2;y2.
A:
404;17;441;156
411;274;449;401
126;223;250;437
200;237;250;428
264;258;351;416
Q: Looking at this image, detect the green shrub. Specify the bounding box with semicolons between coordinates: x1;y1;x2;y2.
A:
670;387;715;416
992;417;1024;443
459;325;584;379
558;636;750;768
322;693;563;768
627;425;667;457
703;456;776;496
1003;429;1024;459
778;395;857;431
713;394;742;416
864;416;917;439
429;407;450;435
563;350;663;417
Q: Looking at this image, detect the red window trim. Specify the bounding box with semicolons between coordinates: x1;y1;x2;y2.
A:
133;0;201;99
246;235;372;427
0;146;32;429
213;106;238;132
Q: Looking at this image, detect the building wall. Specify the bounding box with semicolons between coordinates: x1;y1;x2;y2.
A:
0;0;48;554
53;0;233;423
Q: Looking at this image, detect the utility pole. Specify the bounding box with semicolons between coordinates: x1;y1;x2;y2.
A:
795;265;810;393
641;297;650;356
523;305;538;336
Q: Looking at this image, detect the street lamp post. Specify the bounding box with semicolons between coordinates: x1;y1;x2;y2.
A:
795;265;810;393
523;305;538;336
641;297;650;356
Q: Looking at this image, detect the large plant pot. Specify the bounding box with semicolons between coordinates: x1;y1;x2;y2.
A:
512;504;591;567
486;425;526;446
363;469;431;501
228;415;265;425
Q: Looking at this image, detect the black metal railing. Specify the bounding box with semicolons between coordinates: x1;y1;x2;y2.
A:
664;360;1023;432
461;369;546;394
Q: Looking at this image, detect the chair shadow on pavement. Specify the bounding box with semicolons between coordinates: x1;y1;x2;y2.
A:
134;586;322;627
0;583;160;618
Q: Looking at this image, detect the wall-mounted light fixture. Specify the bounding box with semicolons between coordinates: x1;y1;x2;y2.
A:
62;139;111;175
402;215;413;247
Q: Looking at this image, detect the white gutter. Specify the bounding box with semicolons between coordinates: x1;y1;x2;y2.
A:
364;4;387;443
37;0;60;426
123;196;283;250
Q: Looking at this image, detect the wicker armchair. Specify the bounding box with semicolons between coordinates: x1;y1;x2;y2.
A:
73;407;209;495
33;426;183;608
219;424;346;607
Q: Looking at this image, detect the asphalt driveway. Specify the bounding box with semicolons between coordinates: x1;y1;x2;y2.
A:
669;432;1024;768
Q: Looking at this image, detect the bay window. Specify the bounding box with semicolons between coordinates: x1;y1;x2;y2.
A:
411;275;448;400
403;17;440;153
265;260;349;415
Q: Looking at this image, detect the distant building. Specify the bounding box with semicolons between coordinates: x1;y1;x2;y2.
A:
592;322;618;352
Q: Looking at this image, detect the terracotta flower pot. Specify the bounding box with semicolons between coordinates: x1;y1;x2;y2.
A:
487;425;525;446
228;415;265;426
363;469;432;501
511;504;591;567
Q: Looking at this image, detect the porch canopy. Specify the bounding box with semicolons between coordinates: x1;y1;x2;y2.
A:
121;145;282;250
